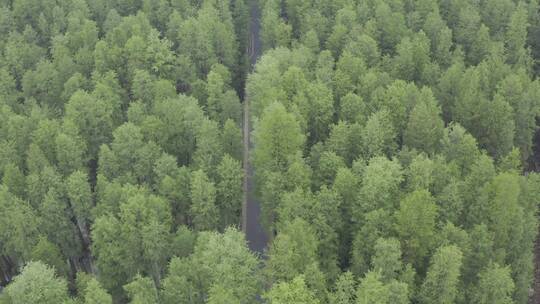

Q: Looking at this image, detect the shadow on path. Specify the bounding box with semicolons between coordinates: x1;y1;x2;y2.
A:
242;0;268;255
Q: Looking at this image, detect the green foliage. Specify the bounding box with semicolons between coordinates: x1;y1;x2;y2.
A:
124;275;158;304
329;271;356;304
4;261;69;304
264;275;319;304
189;169;218;231
266;218;319;283
0;0;539;302
161;228;261;304
253;102;305;173
356;271;390;304
30;236;68;277
472;263;515;304
403;89;444;155
419;245;463;304
84;278;113;304
395;190;438;268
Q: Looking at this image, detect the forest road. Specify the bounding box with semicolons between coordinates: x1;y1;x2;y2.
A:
242;0;268;254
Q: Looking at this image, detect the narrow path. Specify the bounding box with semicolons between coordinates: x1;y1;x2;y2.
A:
528;124;540;303
531;224;540;304
242;0;268;254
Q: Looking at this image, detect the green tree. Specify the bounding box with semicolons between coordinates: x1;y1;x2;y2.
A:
5;261;69;304
0;186;39;263
392;32;431;83
351;209;393;277
395;190;438;268
65;90;114;160
355;157;403;221
207;285;240;304
192;228;262;302
261;0;292;50
221;119;242;160
371;238;403;282
124;274;158;304
419;245;463;304
472;263;514;304
190;169;219;231
440;123;480;175
2;163;26;198
361;110;397;159
356;271;390;304
216;155;242;227
403;88;444;155
161;228;261;304
66;170;93;249
84;278;113;304
329;271;356;304
506;2;531;67
253;102;305;173
265;275;319;304
266;218;319;283
30;236;67;277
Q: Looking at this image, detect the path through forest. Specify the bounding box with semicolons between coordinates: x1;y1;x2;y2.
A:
242;0;268;254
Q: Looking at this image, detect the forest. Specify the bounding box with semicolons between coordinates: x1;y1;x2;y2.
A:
0;0;540;303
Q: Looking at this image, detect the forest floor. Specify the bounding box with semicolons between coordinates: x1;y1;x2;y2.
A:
242;0;268;254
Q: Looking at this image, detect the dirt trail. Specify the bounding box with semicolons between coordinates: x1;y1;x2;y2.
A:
242;0;268;254
531;226;540;303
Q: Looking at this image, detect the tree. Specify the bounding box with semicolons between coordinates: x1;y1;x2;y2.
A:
372;238;403;282
506;2;530;67
30;236;67;277
392;32;431;83
84;278;113;304
216;155;242;227
55;131;86;176
472;263;514;304
65;90;114;160
361;110;397;159
190;169;218;231
92;189;172;290
351;209;393;277
2;163;26;198
124;274;158;304
39;188;82;260
221;119;242;160
395;190;438;268
192;228;262;302
480;94;515;160
253;102;305;173
329;272;356;304
160;257;198;304
264;275;319;304
261;0;292;50
419;245;463;304
0;186;40;263
161;228;261;304
4;261;69;304
193;118;224;176
66;170;93;248
207;285;240;304
266;218;319;283
403;88;444;155
355;157;403;222
440;123;480;175
356;271;390;304
339;93;367;124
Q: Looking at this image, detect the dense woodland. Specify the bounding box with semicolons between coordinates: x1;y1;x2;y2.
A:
0;0;540;303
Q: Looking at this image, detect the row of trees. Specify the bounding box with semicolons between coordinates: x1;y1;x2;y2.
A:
247;0;540;303
1;0;540;303
0;0;251;302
